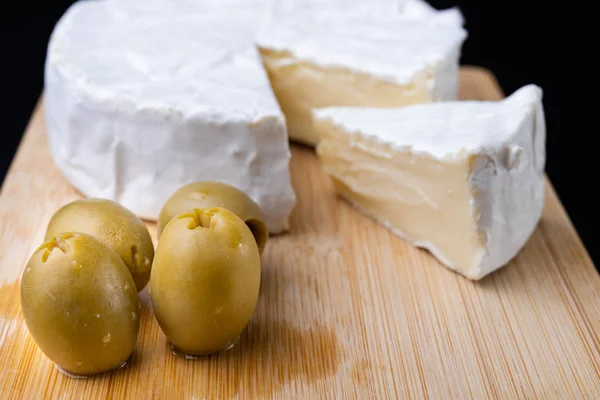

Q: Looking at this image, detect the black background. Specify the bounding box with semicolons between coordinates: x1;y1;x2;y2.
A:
1;1;597;269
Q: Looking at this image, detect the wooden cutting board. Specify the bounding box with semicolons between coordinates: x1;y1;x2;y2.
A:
0;67;599;399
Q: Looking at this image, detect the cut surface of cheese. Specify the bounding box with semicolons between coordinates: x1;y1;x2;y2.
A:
44;1;295;233
313;85;546;279
258;13;467;146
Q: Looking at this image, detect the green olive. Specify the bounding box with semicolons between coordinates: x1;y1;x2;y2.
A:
45;198;154;291
20;232;140;376
158;181;267;255
151;207;261;355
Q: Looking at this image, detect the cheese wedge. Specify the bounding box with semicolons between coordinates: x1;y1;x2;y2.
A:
313;85;546;279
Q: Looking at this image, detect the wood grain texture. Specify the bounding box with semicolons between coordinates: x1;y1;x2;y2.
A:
1;67;599;399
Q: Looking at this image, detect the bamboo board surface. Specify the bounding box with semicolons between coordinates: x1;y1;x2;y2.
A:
1;67;599;399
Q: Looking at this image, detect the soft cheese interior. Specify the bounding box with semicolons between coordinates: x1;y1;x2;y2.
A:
258;13;466;146
314;85;546;279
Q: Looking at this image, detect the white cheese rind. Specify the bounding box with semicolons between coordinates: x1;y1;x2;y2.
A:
314;85;546;279
44;1;296;233
400;0;464;25
468;86;546;278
